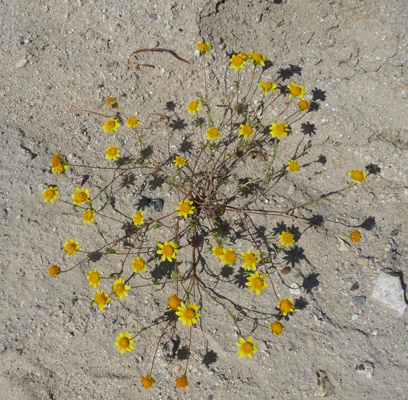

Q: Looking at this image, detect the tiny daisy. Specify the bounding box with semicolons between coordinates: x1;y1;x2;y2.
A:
176;199;196;218
287;82;306;99
236;336;258;359
176;301;201;326
173;156;186;168
115;331;135;354
278;297;295;316
187;100;201;114
43;186;59;204
87;268;101;288
102;117;120;133
245;271;269;295
157;241;179;262
348;168;366;184
279;231;295;248
270;122;290;140
92;289;111;312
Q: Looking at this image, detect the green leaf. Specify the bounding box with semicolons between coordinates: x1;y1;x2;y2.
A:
106;248;117;254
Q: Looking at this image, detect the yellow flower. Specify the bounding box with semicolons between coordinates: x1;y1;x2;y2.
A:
220;247;238;267
51;154;68;173
348;168;367;184
286;160;300;174
238;52;249;60
115;331;135;355
238;123;253;139
112;278;131;300
105;145;120;161
206;127;221;141
92;289;111;312
71;187;90;206
187;100;201;114
132;257;147;273
106;97;118;109
270;122;290;140
269;321;284;337
87;268;101;288
141;375;155;389
236;336;258;359
48;264;60;277
196;41;212;53
175;375;189;388
350;230;362;243
240;249;261;270
298;100;310;110
249;52;267;66
133;211;144;226
176;199;196;218
127;116;140;128
168;294;182;310
176;301;201;326
63;238;81;257
82;209;95;225
212;245;225;258
257;80;277;96
279;231;295;248
230;54;247;71
278;297;295;316
157;241;179;262
287;82;306;99
43;186;59;204
173;156;186;168
102;117;120;133
245;271;269;295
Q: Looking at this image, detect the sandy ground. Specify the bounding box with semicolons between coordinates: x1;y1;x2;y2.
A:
1;0;408;399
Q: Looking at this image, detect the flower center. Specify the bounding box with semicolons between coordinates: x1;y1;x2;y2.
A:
162;245;174;257
118;337;130;349
66;243;77;253
276;125;285;135
241;342;253;354
282;233;293;243
263;82;272;90
190;101;198;110
96;293;107;305
233;56;243;66
89;272;99;283
252;277;264;290
45;189;54;199
352;171;363;180
115;283;125;295
106;120;116;130
52;155;62;166
76;192;87;203
83;211;92;220
245;254;256;265
252;53;262;62
134;260;144;271
184;308;195;320
224;252;235;263
280;299;292;312
291;86;301;96
179;203;191;213
214;247;224;257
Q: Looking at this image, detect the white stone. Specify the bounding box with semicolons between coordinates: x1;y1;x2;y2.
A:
371;273;407;317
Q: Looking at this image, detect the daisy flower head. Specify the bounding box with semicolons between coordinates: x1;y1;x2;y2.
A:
63;238;81;257
115;331;135;355
82;209;95;225
48;264;60;277
286;159;300;174
141;375;155;389
168;294;182;310
173;156;186;168
269;321;284;337
132;256;147;273
87;268;101;288
270;121;290;140
206;127;221;141
51;154;68;173
176;199;196;218
212;245;225;258
187;100;201;114
196;41;212;54
278;297;295;316
92;289;111;312
249;52;267;67
236;336;258;359
112;278;131;300
238;123;254;139
257;80;277;96
220;247;238;267
230;53;247;71
279;231;295;248
350;229;362;243
348;168;367;184
298;99;310;111
43;186;59;204
133;211;144;226
240;249;261;270
245;271;269;295
175;375;189;389
126;116;140;128
105;145;120;161
102;117;120;133
157;241;179;262
176;301;201;326
287;82;306;99
71;187;90;206
106;97;118;109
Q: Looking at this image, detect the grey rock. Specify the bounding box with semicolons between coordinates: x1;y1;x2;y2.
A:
314;370;335;397
371;272;407;316
355;361;374;379
352;296;367;308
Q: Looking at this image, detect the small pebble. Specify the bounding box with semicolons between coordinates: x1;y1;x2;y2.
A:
16;58;28;68
149;13;158;20
351;313;359;321
149;40;159;48
148;198;163;212
352;296;367;308
350;282;359;291
314;370;335;397
355;361;374;379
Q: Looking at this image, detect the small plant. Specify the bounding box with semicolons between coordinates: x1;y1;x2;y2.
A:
43;41;366;389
